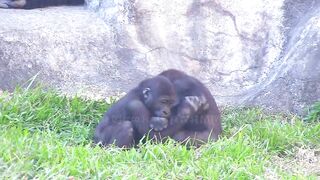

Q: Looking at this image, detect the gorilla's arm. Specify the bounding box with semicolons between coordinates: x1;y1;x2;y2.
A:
94;99;152;148
172;111;222;147
94;117;135;148
150;95;208;140
127;99;153;137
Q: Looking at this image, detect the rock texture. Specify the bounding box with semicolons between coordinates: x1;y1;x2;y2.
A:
0;0;319;114
0;7;140;98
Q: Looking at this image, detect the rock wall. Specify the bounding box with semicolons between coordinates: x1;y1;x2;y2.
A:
87;0;284;100
0;0;319;114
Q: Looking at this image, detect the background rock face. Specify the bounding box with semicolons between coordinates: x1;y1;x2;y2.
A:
0;0;319;114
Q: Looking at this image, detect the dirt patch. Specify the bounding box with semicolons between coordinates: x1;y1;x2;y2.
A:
266;147;320;178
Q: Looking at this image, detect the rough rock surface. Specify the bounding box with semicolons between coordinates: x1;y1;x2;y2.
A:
0;0;319;114
0;7;140;98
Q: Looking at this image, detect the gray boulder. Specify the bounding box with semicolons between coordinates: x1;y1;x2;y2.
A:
0;0;319;114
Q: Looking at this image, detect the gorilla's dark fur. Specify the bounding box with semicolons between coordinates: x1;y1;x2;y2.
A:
94;75;177;148
152;69;222;147
94;69;222;148
0;0;84;9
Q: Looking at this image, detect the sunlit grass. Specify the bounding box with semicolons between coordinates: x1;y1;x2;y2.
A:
0;87;319;179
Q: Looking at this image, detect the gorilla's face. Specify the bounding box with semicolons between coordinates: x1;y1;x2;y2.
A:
151;95;176;118
141;76;177;118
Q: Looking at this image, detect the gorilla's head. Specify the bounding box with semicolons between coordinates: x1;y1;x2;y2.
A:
139;75;176;118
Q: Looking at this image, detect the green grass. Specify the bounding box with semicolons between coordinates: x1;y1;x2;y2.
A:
0;87;319;179
304;101;320;123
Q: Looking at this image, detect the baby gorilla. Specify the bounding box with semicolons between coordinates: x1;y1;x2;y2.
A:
94;75;176;148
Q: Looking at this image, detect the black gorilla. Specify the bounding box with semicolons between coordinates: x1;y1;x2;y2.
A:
150;69;222;146
94;69;222;148
0;0;84;9
94;75;177;148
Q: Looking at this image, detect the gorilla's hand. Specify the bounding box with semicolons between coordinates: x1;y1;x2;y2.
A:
150;117;168;131
185;95;209;112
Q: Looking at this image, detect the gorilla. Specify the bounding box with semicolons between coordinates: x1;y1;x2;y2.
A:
0;0;84;9
94;69;222;148
94;75;177;148
150;69;222;147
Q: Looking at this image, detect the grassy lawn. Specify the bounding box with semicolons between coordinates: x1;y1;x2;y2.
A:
0;87;319;179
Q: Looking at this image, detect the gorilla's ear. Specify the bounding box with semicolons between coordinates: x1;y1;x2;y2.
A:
142;88;151;99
